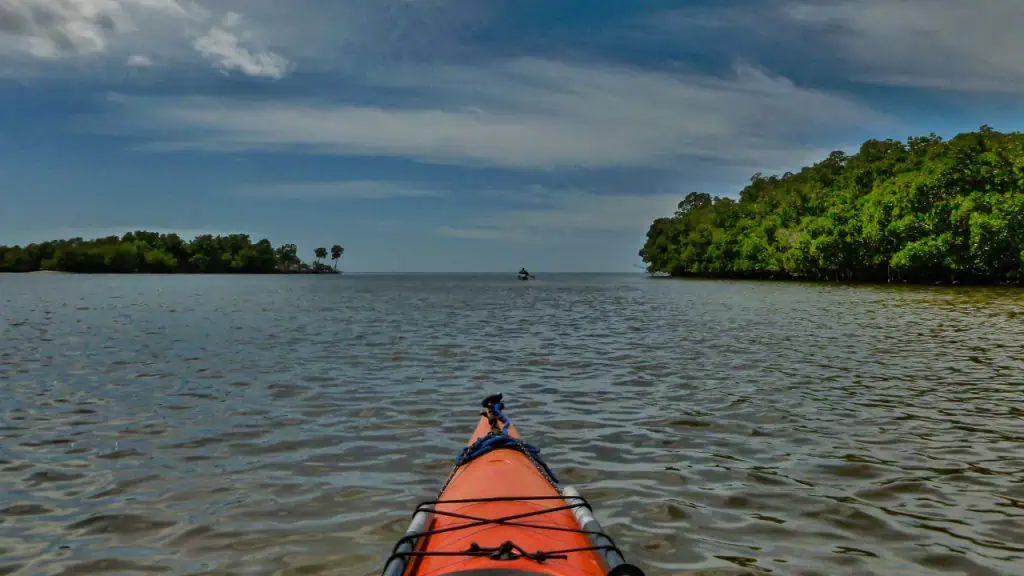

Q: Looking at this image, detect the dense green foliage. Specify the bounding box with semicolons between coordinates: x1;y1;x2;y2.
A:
640;127;1024;284
0;231;341;274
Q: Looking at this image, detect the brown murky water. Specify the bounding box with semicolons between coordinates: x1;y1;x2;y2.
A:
1;274;1022;576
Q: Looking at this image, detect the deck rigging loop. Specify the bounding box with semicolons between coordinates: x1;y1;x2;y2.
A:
379;394;648;576
454;393;560;485
381;495;625;571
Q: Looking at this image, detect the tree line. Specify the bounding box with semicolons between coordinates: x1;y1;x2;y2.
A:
0;231;344;274
640;126;1024;285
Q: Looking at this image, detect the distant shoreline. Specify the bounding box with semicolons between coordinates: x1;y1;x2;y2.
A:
643;272;1022;288
0;269;340;275
1;231;343;275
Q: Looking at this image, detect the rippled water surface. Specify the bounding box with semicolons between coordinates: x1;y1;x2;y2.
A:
1;273;1022;576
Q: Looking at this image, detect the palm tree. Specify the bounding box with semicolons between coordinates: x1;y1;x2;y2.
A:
330;245;344;271
314;247;327;265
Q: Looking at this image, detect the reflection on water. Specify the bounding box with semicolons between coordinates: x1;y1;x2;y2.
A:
1;274;1022;576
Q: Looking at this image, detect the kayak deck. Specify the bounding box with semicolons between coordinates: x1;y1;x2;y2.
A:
381;394;645;576
405;418;605;575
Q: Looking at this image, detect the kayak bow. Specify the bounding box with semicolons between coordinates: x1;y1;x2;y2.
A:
381;394;645;576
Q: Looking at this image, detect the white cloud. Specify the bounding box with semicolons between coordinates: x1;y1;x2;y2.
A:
0;0;289;77
784;0;1024;92
0;0;491;79
126;53;152;66
0;0;131;58
236;180;447;199
437;189;682;243
0;0;192;57
193;25;287;78
191;10;289;78
103;57;889;170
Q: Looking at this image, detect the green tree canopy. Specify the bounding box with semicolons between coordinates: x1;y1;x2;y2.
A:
1;232;336;274
330;244;344;271
640;127;1024;285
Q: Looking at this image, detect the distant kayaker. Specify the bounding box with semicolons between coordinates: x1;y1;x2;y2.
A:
519;267;529;277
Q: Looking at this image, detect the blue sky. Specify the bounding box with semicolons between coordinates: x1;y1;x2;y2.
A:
2;0;1023;272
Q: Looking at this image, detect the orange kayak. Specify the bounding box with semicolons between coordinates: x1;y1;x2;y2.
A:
381;394;645;576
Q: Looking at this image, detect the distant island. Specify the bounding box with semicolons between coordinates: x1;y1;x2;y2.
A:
640;126;1023;286
0;231;344;274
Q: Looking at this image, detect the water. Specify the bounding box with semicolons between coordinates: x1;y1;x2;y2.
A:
1;273;1022;576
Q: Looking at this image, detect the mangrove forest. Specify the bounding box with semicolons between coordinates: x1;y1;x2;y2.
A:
640;127;1024;285
0;231;342;274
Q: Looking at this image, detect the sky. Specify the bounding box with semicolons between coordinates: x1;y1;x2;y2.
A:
1;0;1023;272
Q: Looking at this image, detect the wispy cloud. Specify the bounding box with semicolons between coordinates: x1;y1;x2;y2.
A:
436;226;510;241
192;11;290;78
102;57;890;170
236;180;447;200
0;0;183;58
126;53;153;66
784;0;1024;93
477;184;563;205
437;188;682;243
0;0;289;77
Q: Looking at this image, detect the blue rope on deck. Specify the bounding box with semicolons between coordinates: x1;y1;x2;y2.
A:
455;398;559;484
